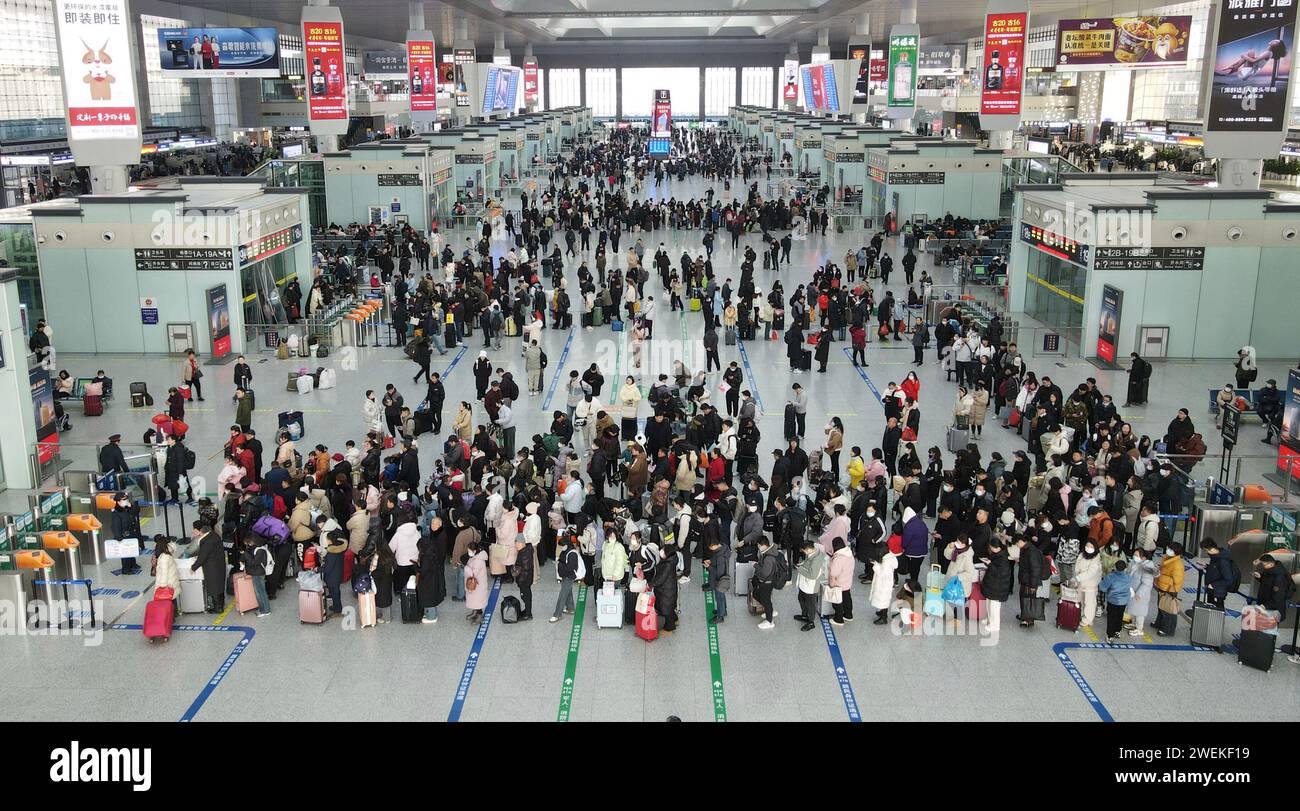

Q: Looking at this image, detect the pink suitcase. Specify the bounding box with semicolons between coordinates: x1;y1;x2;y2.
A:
357;590;377;628
233;572;258;614
299;589;327;624
143;593;175;642
1056;598;1081;631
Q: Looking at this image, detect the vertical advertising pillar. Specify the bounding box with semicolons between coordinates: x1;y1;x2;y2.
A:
523;58;539;109
978;0;1029;135
52;0;142;193
885;25;919;122
301;5;348;143
407;33;437;122
1095;283;1123;367
205;284;232;361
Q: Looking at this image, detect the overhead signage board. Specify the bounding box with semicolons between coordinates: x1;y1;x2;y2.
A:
1056;15;1193;69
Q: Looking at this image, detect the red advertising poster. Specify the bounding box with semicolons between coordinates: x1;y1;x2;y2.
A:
523;58;538;106
303;20;346;121
869;55;887;82
980;11;1027;116
407;39;437;112
651;89;672;137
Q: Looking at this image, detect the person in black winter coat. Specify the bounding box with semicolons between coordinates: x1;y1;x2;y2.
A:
511;536;536;620
980;538;1014;635
814;327;832;373
1014;535;1045;627
1254;555;1294;621
653;542;681;632
189;521;226;613
416;517;448;621
398;441;421;490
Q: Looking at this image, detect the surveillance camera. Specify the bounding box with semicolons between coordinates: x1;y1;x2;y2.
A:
1171;226;1188;241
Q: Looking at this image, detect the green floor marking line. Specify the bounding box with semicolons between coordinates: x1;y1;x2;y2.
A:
556;584;588;722
703;572;728;721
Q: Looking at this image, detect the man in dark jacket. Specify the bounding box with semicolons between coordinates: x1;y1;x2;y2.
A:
189;520;226;613
425;373;446;434
1014;535;1046;627
399;440;421;490
652;542;680;633
1257;379;1283;444
753;537;783;627
704;535;731;623
1125;352;1152;406
1201;540;1237;609
164;434;193;504
1254;555;1294;621
99;433;129;478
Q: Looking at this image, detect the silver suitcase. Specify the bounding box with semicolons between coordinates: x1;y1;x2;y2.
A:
596;585;624;628
733;560;755;596
1189;600;1227;650
947;425;969;453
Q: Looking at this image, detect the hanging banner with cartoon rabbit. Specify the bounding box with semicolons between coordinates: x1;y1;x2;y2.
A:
54;0;140;140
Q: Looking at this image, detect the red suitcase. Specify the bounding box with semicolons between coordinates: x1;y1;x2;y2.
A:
635;593;658;641
966;581;986;621
1056;598;1081;631
84;394;103;416
233;572;258;614
143;592;175;642
299;589;327;624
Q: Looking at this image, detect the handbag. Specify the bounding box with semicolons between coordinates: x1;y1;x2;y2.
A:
822;585;843;604
941;575;965;605
465;575;480;592
635;591;654;614
1008;409;1022;427
901;427;917;442
1157;590;1180;615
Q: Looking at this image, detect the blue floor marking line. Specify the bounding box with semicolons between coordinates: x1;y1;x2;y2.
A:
842;347;884;405
447;577;504;722
540;328;576;411
736;339;765;413
442;345;469;377
111;623;255;722
1053;641;1214;723
818;617;862;722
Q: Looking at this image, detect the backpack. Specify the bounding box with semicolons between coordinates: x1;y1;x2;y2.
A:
540;350;549;369
569;548;587;581
254;546;275;577
1226;557;1242;592
251;515;290;545
1156;521;1172;550
303;545;319;570
499;594;522;623
183;446;196;470
769;551;791;590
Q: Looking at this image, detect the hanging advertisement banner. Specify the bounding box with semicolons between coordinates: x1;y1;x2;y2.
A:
782;59;799;102
1056;16;1193;69
156;27;280;77
453;48;474;107
407;38;437;113
886;25;920;118
918;44;966;73
869;51;887;83
363;50;407;78
1204;0;1298;158
206;284;232;361
523;58;539;106
1095;284;1123;366
31;365;58;465
301;8;348;134
979;1;1029;131
53;0;141;144
848;41;871;106
651;89;672;137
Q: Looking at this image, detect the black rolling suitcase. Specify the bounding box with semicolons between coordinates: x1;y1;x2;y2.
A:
400;587;422;623
798;349;813;371
783;403;798;440
1237;629;1276;672
413;408;434;436
621;416;638;441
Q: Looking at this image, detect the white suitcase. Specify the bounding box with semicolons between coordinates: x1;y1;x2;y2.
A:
296;375;314;394
733;560;755;596
175;560;206;614
596;584;624;628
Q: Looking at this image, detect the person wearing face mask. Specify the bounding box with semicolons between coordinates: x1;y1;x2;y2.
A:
855;501;886;583
1054;527;1080;587
110;491;144;575
938;477;962;516
979;536;1013;637
1098;560;1133;642
1074;540;1105;627
1124;547;1158;636
1014;535;1046;628
943;534;976;627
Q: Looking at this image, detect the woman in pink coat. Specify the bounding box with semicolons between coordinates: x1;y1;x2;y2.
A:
495;504;520;566
827;538;855;625
463;541;489;622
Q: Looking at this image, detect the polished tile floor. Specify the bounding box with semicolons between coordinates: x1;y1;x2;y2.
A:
6;175;1298;722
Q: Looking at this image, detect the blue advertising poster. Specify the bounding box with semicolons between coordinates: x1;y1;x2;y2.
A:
156;27;280;77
